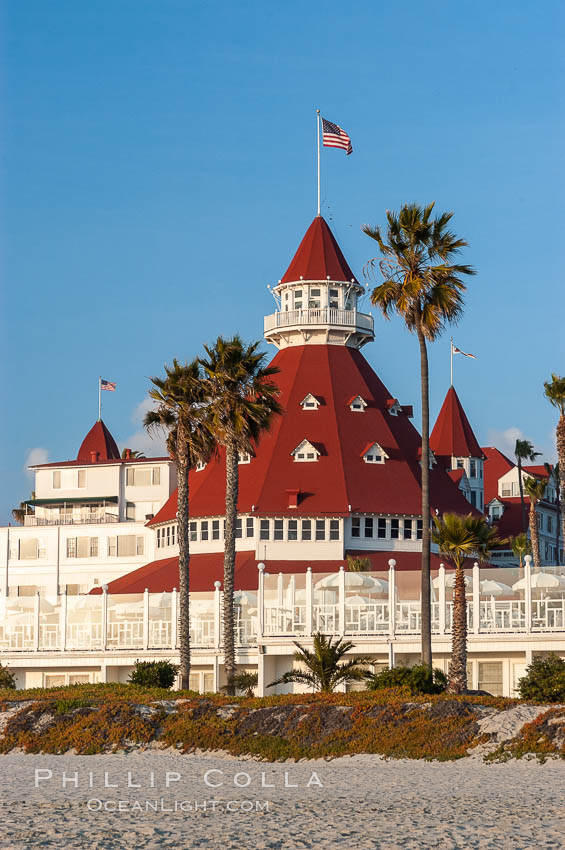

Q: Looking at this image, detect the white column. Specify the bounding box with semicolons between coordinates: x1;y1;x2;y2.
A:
34;591;40;651
305;567;313;636
277;571;283;607
388;559;396;637
525;554;532;633
438;563;446;635
102;585;108;651
257;564;265;639
338;565;346;636
61;589;67;651
171;587;178;649
4;527;9;596
214;580;222;648
143;588;150;650
472;562;480;634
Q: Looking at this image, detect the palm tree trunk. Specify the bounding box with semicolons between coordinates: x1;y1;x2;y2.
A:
416;320;432;669
448;562;468;694
529;500;541;570
555;483;562;566
223;437;238;694
558;416;565;563
517;458;527;533
176;420;191;690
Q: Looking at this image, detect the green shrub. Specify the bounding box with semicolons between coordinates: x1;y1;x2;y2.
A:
366;664;447;695
128;660;178;690
517;654;565;703
0;663;16;690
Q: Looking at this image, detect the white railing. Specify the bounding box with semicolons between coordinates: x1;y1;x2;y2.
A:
264;308;374;333
1;560;565;654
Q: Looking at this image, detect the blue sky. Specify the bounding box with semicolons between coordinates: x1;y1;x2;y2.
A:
1;0;564;523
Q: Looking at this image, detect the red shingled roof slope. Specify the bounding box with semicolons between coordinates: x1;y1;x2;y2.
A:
98;550;456;594
77;420;121;462
430;387;482;463
280;216;358;284
149;344;476;527
482;446;514;504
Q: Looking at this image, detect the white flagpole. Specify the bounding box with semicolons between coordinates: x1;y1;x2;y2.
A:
98;376;101;421
450;338;454;387
316;109;321;216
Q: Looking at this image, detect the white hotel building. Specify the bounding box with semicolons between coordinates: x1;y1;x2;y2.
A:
1;216;563;696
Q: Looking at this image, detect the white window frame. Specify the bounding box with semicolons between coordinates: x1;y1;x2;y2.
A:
363;443;388;464
292;439;320;462
349;396;367;412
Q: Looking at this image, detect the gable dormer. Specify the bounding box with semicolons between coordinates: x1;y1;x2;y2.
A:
348;395;367;412
386;398;402;416
418;447;437;469
361;442;388;464
300;393;321;411
487;497;505;522
238;451;253;464
291;439;321;462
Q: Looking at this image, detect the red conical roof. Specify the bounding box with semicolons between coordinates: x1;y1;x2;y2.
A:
77;420;120;462
280;216;358;284
150;345;475;526
430;387;482;460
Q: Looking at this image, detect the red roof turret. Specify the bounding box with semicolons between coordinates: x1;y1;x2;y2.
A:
77;420;120;462
430;387;482;461
280;216;358;284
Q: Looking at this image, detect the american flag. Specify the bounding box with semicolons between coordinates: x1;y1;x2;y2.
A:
100;378;117;391
322;117;353;155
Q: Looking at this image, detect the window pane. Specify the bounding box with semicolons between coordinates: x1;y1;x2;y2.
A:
329;520;339;540
126;468;135;485
274;520;283;540
302;520;311;541
315;520;325;541
417;520;423;540
236;519;242;539
391;519;399;539
260;520;270;541
364;517;373;538
117;535;136;556
66;538;76;558
351;517;360;538
108;537;117;556
136;537;144;555
212;520;220;540
288;520;298;540
246;518;254;538
90;538;98;557
201;521;209;541
190;522;197;542
403;520;412;540
378;518;386;539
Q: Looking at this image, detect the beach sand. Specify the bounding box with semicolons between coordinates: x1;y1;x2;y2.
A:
1;750;564;849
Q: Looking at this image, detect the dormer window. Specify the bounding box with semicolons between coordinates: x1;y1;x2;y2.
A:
348;395;367;412
300;394;321;410
195;461;206;472
418;448;437;469
362;442;388;464
292;439;320;462
386;398;402;416
238;452;252;464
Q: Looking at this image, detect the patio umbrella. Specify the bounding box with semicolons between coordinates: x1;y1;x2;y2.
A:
479;579;514;596
513;572;565;591
315;572;388;593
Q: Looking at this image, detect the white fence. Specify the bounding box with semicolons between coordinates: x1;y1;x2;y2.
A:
1;559;564;653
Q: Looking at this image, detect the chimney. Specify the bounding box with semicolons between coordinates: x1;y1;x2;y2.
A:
124;448;131;460
286;489;300;509
90;450;99;463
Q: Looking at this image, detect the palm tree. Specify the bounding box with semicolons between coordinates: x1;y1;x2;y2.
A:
363;203;475;668
267;633;369;693
200;336;282;693
346;555;372;572
544;373;565;558
514;439;541;533
432;513;502;694
544;461;561;565
510;532;532;568
144;359;216;690
523;476;547;570
11;500;30;525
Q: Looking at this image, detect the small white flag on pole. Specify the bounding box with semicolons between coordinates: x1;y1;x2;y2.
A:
452;344;476;359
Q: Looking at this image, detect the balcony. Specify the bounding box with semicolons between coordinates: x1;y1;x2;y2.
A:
264;307;374;334
24;513;121;527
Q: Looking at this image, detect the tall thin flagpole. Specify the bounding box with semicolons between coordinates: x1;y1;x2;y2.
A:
450;338;454;387
98;376;101;421
316;109;321;216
